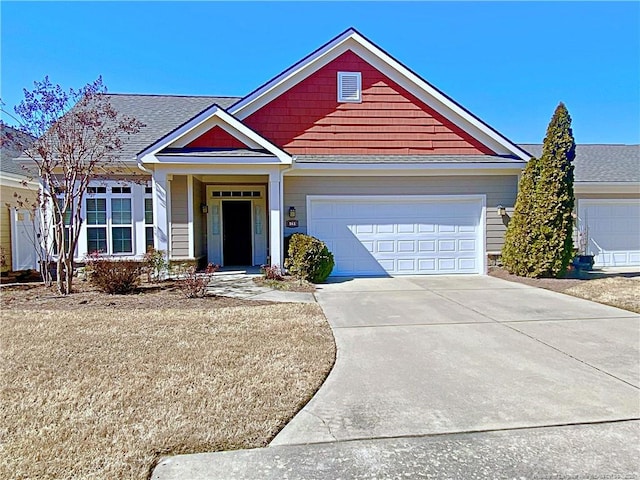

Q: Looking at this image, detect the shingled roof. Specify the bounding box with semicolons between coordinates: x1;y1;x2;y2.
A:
6;94;638;184
0;123;35;177
105;94;241;160
518;144;640;183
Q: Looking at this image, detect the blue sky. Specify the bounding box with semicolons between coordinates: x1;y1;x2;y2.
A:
1;1;638;144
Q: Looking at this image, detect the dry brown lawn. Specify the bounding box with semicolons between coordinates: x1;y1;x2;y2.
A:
564;277;640;313
0;286;335;480
489;267;640;313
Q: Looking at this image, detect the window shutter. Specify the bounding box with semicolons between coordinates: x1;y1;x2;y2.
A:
338;72;362;103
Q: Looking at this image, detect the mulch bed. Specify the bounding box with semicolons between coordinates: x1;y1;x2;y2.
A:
488;266;586;293
1;280;273;311
253;276;316;293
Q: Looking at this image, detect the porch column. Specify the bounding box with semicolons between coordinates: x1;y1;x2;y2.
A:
152;170;170;258
268;170;283;266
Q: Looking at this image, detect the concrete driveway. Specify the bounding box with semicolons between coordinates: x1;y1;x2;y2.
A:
153;275;640;479
272;275;639;445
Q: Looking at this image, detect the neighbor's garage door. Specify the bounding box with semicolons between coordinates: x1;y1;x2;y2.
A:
579;200;640;267
307;195;484;276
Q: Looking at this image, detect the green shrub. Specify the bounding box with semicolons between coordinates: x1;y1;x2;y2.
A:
285;233;334;283
502;102;576;278
85;254;142;294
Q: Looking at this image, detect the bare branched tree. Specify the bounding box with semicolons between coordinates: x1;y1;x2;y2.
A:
3;76;143;294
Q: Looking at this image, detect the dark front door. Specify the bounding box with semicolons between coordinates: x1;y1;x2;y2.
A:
222;201;252;265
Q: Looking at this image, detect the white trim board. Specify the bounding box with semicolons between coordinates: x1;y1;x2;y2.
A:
138;105;292;164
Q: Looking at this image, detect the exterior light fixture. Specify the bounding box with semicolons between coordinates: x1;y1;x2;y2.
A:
201;203;209;214
288;206;296;218
497;205;506;216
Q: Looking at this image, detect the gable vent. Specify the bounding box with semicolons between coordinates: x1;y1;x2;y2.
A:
338;72;362;103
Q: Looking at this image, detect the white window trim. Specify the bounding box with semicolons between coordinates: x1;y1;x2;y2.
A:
110;189;134;255
85;190;108;254
337;71;362;103
84;182;135;256
144;186;154;252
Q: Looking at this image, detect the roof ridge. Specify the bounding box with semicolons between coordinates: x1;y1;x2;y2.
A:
104;93;242;99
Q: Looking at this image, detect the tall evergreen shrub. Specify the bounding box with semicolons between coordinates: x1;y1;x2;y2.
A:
502;103;576;277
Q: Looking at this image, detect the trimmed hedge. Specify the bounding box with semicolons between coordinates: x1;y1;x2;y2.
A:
285;233;334;283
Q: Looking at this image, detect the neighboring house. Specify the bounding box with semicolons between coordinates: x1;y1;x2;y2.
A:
0;123;38;272
14;28;640;275
519;144;640;268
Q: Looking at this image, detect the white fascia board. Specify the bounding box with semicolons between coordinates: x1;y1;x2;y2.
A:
286;162;525;177
138;104;224;158
230;30;529;161
172;115;263;150
574;182;640;195
137;105;292;164
0;172;39;189
146;155;288;166
210;109;292;162
151;163;286;177
230;29;356;117
345;38;529;160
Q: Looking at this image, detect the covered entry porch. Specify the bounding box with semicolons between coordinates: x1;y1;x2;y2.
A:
136;103;293;268
149;167;286;269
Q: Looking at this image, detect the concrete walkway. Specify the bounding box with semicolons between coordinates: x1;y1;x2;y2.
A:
153;275;640;479
206;270;315;303
153;421;639;479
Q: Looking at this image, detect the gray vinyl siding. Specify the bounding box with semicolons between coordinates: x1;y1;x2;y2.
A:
283;175;518;254
170;175;189;257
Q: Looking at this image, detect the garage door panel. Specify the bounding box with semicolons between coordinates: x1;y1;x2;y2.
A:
438;239;456;252
419;240;436;252
377;240;394;253
579;201;640;267
459;258;478;271
398;240;415;253
459;239;476;251
308;196;484;276
419;224;436;233
397;259;415;272
398;224;415;234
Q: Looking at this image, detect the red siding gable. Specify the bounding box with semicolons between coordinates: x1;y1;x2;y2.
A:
187;125;249;149
243;50;495;155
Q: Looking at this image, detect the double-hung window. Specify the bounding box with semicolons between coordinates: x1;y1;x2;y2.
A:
144;186;154;252
86;187;107;253
85;184;133;255
111;186;133;254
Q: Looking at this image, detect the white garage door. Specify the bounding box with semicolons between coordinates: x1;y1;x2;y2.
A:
579;200;640;267
307;195;484;276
